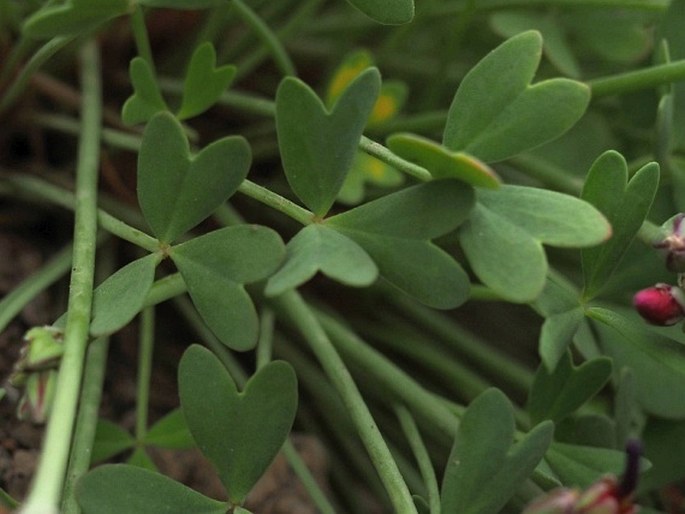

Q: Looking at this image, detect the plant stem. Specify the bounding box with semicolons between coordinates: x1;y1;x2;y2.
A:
0;243;73;334
144;273;187;307
0;35;73;115
270;291;418;514
281;441;337;514
238;180;314;225
61;246;115;514
359;136;433;181
256;307;274;370
231;0;296;77
588;59;685;98
135;306;155;442
1;174;160;252
20;40;102;514
130;5;155;71
395;406;441;514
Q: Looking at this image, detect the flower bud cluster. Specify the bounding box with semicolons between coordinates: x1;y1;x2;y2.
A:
9;326;64;423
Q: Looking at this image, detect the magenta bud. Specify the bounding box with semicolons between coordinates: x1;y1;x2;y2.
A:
633;283;685;326
654;214;685;272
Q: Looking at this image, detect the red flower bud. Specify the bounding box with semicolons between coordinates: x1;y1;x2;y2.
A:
633;283;685;326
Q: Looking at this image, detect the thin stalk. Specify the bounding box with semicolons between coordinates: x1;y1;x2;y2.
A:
270;291;418;514
395;406;441;514
238;180;314;225
61;247;115;514
130;5;155;71
1;174;160;252
255;307;274;370
0;243;73;333
20;40;102;514
135;306;155;442
281;442;337;514
0;35;74;115
359;136;433;181
144;273;187;308
588;59;685;99
231;0;296;77
0;36;34;89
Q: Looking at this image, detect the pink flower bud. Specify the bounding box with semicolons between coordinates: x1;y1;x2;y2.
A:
633;283;685;326
654;214;685;272
522;488;579;513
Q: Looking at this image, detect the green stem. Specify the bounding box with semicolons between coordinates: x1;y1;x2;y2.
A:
588;59;685;98
61;245;115;514
238;180;314;225
231;0;296;77
256;307;275;370
144;273;187;307
135;306;155;442
130;5;155;71
395;406;441;514
281;441;337;514
1;174;160;252
20;40;102;514
270;291;418;514
0;36;34;89
0;243;73;333
0;35;74;115
359;136;433;181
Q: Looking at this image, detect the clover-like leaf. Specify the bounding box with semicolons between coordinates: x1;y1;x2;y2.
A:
76;464;226;514
23;0;129;38
581;151;659;300
460;203;547;303
177;42;236;120
91;419;135;464
326;180;474;308
539;307;584;371
588;307;685;418
144;408;194;449
386;133;501;189
337;151;404;205
138;112;250;243
121;58;169;126
276;68;381;216
90;254;160;337
170;225;285;351
443;30;590;162
265;224;377;297
528;352;612;425
179;345;297;504
441;389;554;514
344;0;414;25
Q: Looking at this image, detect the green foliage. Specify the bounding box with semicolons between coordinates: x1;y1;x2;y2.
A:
90;254;160;337
326;180;474;308
440;389;553;514
138;112;250;243
76;464;227;514
344;0;414;25
178;345;297;504
170;226;285;351
443;30;590;163
276;68;381;216
122;58;168;126
265;224;378;296
22;0;129;38
581;152;660;300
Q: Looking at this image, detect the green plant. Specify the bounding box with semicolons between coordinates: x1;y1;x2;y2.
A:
2;1;685;513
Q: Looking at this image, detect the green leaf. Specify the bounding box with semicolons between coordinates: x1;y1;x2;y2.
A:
177;42;236;120
138;0;224;8
556;414;617;449
477;185;611;248
90;254;160;337
23;0;129;38
640;417;685;492
528;352;612;425
127;447;157;471
265;224;377;297
539;307;584;370
581;152;659;299
344;0;414;25
441;389;553;514
121;58;169;126
276;68;381;216
76;464;226;514
459;203;547;302
326;180;474;239
545;442;647;488
179;345;297;504
587;307;685;418
443;31;590;162
386;133;501;189
326;180;474;308
337;151;404;205
91;419;135;464
144;408;195;449
138;112;250;243
170;226;285;351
